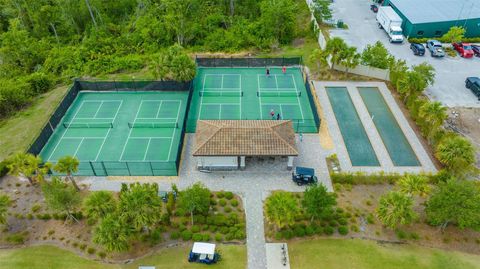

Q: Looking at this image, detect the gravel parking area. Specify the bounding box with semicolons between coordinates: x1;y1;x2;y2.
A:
329;0;480;108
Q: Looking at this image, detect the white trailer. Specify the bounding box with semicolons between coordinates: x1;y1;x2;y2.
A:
376;6;404;43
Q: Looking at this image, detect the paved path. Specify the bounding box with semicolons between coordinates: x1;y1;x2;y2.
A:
314;81;437;174
87;133;332;269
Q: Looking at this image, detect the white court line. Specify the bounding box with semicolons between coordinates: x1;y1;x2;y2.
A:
82;100;120;103
292;75;305;123
257;75;263;119
136;117;178;120
143;138;152;161
93;101;104;118
199;75;206;119
239;74;242;118
129;137;173;139
167;100;182;161
119;100;142;161
274;75;279;89
72;138;85;158
74;117;114;120
155;100;164;118
201;103;241;106
63;137;107;139
94;100;123;161
219;104;222;119
47;101;87;160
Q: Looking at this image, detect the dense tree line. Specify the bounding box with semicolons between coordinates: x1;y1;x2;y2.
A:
0;0;302;118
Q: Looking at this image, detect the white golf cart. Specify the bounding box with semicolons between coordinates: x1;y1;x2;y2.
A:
188;242;220;265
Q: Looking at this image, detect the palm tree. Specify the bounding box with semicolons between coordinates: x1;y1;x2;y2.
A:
7;153;49;185
265;192;299;230
340;46;360;75
0;194;11;226
435;136;476;178
93;213;130;252
419;101;447;141
84;191;117;221
325;37;348;69
377;191;417;229
397;174;430;197
396;71;427;103
54;156;80;191
309;48;329;71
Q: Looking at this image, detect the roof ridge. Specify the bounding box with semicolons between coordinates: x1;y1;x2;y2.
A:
270;125;299;155
193;121;221;154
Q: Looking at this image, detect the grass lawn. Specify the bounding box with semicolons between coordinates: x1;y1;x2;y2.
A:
0;85;69;160
0;244;246;269
289;238;480;269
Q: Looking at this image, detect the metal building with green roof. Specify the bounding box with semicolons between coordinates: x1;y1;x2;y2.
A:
382;0;480;38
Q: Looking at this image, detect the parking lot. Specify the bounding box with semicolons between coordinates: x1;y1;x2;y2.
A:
329;0;480;108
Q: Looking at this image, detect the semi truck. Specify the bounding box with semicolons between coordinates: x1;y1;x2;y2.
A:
376;6;404;43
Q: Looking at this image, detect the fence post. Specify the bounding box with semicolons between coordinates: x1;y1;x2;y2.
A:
149;162;154;176
89;161;96;176
101;161;107;176
114;80;117;92
126;162;131;176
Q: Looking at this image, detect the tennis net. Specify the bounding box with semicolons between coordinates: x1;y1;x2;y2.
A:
63;122;113;128
199;91;243;97
128;122;178;128
257;91;301;97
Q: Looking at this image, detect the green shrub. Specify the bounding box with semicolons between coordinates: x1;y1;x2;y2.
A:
202;234;211;241
210;198;217;205
24;72;54;94
338;218;348;225
305;226;315;236
193;215;206;224
224;192;234;200
209;225;218;233
351;225;359;232
293;226;306;237
5;233;26;244
338;226;349;235
170;231;180;240
98;251;107;259
366;214;375;224
31;204;41;213
225;232;235;241
0;159;10;177
191;225;200;233
234;230;246;240
224;206;232;213
324;226;334;235
79;244;87;250
148;228;163;245
275;232;283;240
220;227;229;234
315;226;324;235
87;247;96;255
282;230;294;240
181;230;193;241
192;233;203;241
330;171;401;185
410;232;420;240
231;199;239;207
178;224;187;232
329;220;339;227
219;199;227;206
396;229;407;240
215;233;223;242
216;191;225;198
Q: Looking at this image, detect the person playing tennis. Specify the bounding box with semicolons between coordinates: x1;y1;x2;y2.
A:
282;66;286;74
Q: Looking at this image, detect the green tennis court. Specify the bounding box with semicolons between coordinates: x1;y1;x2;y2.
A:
39;91;188;176
187;67;318;133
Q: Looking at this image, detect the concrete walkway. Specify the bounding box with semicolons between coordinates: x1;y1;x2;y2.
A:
87;133;332;269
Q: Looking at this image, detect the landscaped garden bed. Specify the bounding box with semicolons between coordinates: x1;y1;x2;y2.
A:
0;175;245;262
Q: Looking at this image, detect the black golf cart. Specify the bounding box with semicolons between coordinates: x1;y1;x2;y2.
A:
292;166;318;186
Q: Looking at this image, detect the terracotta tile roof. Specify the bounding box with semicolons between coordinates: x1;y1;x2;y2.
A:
193;120;298;156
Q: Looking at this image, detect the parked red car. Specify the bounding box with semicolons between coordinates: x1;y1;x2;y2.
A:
452;42;474;58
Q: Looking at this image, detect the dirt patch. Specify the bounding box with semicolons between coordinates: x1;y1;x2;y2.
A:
292;38;305;47
446;107;480;169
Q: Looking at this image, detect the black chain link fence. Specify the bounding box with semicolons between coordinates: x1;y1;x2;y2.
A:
195;56;303;67
27;79;193;176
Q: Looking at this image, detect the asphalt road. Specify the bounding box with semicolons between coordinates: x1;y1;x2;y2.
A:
329;0;480;108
